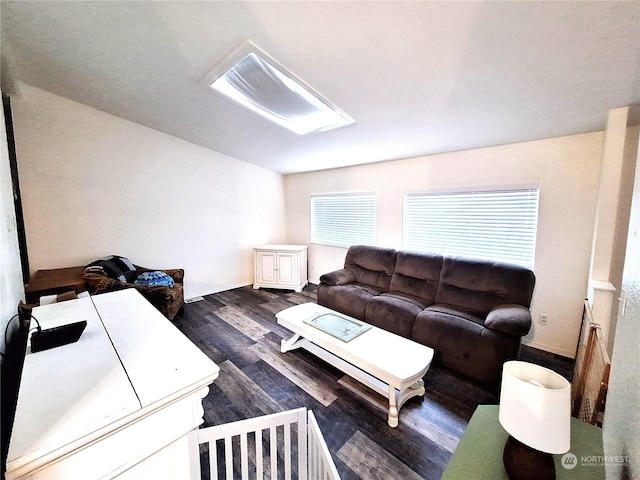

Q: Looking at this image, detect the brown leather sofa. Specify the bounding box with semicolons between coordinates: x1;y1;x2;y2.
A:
317;245;536;386
83;255;184;320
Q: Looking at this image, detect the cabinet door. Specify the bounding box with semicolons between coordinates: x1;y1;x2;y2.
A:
276;252;298;286
256;251;277;284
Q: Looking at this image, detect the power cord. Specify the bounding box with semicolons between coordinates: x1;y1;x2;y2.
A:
0;312;40;359
1;314;19;359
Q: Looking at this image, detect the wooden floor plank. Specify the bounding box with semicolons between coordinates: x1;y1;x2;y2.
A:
242;303;298;338
337;430;426;480
215;304;271;341
212;359;283;420
241;359;331;417
337;375;388;413
248;340;339;407
282;292;314;304
258;299;300;314
399;405;462;454
199;314;260;368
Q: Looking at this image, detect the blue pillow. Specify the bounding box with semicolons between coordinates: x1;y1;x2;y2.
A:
134;271;174;288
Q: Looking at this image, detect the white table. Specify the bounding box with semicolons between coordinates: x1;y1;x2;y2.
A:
6;289;220;479
276;303;434;427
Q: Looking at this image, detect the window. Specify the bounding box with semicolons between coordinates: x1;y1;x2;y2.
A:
403;186;539;268
311;193;376;247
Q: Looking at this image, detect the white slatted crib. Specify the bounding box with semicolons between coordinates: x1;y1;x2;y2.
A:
189;408;341;480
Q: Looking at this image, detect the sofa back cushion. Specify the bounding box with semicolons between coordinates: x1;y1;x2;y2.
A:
435;256;535;313
389;251;443;302
344;245;397;291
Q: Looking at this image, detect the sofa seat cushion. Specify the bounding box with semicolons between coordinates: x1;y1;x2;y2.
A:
422;304;486;327
364;292;429;337
412;307;521;385
317;282;385;320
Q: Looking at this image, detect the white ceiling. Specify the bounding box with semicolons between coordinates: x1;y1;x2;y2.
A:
1;1;639;175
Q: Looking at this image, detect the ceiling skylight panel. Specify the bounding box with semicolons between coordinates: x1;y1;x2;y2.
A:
202;42;354;135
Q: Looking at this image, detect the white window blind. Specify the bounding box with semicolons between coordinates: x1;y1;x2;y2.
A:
403;187;539;269
311;193;377;247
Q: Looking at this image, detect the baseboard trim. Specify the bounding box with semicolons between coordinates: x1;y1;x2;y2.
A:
187;282;253;299
522;339;576;360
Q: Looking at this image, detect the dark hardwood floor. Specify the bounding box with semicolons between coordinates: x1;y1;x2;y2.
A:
173;285;574;480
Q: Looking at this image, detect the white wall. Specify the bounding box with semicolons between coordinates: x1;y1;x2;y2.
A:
12;85;287;299
285;133;604;357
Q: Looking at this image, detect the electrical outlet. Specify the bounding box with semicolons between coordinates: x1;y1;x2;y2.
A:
538;313;549;325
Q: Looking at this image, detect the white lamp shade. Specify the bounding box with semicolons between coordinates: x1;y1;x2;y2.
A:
499;361;571;454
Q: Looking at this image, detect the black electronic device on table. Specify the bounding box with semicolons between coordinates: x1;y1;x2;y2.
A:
31;321;87;353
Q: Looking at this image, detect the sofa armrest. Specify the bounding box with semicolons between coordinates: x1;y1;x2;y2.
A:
484;304;532;336
319;269;356;286
164;268;185;284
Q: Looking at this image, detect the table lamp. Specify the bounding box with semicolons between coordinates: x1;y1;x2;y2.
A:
498;361;571;480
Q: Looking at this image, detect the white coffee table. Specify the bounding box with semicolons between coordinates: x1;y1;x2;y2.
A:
276;303;434;427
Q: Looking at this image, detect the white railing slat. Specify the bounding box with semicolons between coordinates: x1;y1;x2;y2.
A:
285;422;292;480
255;430;263;480
209;440;218;480
224;436;233;479
297;408;308;480
308;410;341;480
240;432;249;480
270;425;277;480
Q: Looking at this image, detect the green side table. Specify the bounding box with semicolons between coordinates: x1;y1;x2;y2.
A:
442;405;604;480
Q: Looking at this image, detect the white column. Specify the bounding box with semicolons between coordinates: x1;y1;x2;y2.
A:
588;106;639;353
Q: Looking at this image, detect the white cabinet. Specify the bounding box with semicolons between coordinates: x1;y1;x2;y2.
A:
253;244;308;293
6;290;219;480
